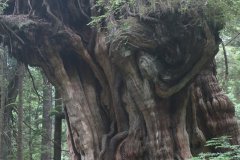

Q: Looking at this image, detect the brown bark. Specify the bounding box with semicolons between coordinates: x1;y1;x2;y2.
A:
0;1;240;160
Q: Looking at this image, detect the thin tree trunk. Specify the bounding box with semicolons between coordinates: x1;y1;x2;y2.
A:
28;104;33;160
0;47;5;160
3;106;12;160
41;74;53;160
53;90;63;160
17;63;25;160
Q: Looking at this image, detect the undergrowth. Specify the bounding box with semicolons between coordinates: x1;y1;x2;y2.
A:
192;136;240;160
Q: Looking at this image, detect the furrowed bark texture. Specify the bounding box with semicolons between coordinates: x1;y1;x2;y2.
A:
0;0;240;159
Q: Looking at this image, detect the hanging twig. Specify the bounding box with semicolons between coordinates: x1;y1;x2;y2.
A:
221;42;228;80
26;65;43;102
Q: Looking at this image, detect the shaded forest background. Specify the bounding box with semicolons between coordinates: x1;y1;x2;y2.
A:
0;0;239;159
0;50;70;159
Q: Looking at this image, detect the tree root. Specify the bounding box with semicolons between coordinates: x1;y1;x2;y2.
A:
99;122;128;160
190;85;206;150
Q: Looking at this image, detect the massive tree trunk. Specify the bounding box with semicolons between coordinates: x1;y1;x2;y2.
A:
0;0;240;159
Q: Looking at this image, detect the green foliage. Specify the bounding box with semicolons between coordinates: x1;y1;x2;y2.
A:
192;136;240;160
216;46;240;118
4;67;70;159
89;0;133;27
207;0;240;21
89;0;240;27
0;0;7;14
211;0;240;44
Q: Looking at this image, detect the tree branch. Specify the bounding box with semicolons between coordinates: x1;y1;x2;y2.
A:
26;66;43;101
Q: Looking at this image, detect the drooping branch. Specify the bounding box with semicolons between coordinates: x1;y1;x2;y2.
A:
26;66;42;101
221;42;228;79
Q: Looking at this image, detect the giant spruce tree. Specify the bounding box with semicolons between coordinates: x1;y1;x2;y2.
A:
0;0;240;159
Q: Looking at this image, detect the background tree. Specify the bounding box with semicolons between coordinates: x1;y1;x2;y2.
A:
0;46;19;160
53;90;63;160
41;74;53;160
0;0;240;159
0;58;69;160
16;63;24;160
0;45;6;160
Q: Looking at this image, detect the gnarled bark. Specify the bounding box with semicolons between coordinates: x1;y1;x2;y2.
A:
0;0;239;159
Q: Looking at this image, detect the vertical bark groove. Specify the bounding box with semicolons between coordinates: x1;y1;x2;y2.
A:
193;66;240;145
65;106;82;160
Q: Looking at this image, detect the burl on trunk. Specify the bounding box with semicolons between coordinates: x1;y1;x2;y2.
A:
0;0;239;159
